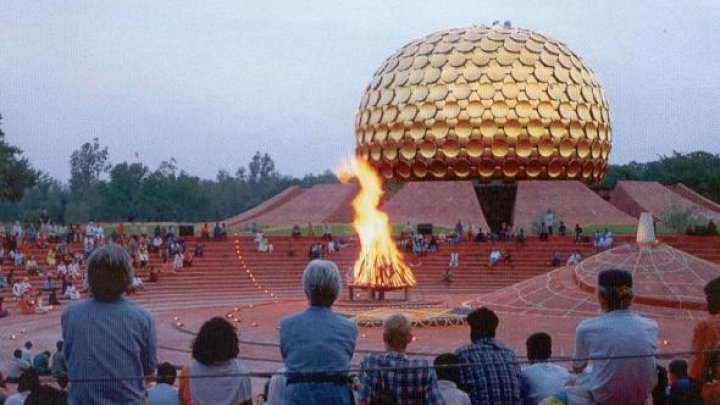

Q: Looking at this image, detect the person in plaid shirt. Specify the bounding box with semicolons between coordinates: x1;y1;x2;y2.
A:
455;307;522;405
358;314;444;405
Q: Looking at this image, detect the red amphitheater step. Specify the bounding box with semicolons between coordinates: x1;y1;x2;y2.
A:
610;181;720;221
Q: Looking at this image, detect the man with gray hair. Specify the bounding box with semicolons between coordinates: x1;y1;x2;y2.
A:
62;244;157;404
280;259;357;404
358;314;444;405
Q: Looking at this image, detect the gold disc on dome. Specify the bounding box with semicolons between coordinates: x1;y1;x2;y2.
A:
480;119;498;137
527;119;546;138
602;141;611;159
491;137;509;157
547;83;565;101
430;53;448;68
559;103;576;120
471;50;491;67
582;161;594;178
567;85;581;101
412;160;428;178
463;64;482;81
452;159;472;177
585;122;598;140
554;66;570;82
577;104;591;121
487;63;507;82
412;55;429;69
597;123;607;140
466;138;484;157
591;140;602;159
412;86;429;103
503;37;523;53
389;122;405;142
400;141;417;160
409;122;426;140
548;159;563;178
382;143;398;160
448;52;467;67
479;37;500;52
429;84;449;101
441;67;459;83
408;69;425;85
511;63;532;81
519;48;539;66
429;160;448;178
443;101;461;119
526;159;542;177
538;101;554;118
455;120;472;138
569;121;584;139
442;139;461;158
394;87;411;104
491;101;509;118
363;127;374;143
425;67;441;83
559;138;575;158
374;124;389;142
382;106;398;123
379;89;394;105
380;161;394;179
431;120;450;139
582;86;595;103
452;83;472;99
420;140;437;158
456;40;475;53
516;137;533;158
515;100;533;118
577;139;590;158
525;82;542;100
478;83;496;100
396;161;412;179
540;51;558;67
503;159;519;177
435;41;454;54
478;159;495;178
496;48;515;66
397;57;413;71
504;119;522;138
567;160;581;178
400;105;418;121
501;82;520;99
466;100;484;118
538;136;554;157
419;102;437;119
370;144;382;161
550;120;568;139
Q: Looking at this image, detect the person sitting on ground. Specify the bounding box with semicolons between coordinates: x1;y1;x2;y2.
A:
488;249;502;267
474;227;487;243
359;314;444;405
25;256;38;276
322;222;332;241
151;234;163;254
567;269;657;405
34;291;51;314
65;284;81;300
567;251;582;266
280;260;357;405
46;248;57;267
434;353;471;405
543;209;555;236
25;382;67;405
13;277;32;298
455;307;522;404
131;275;144;292
138;245;149;267
149;266;159;282
550;252;562;268
32;351;52;376
258;237;274;253
62;244;157;404
179;317;252;405
0;269;7;289
5;368;40;405
193;243;204;257
502;250;513;263
213;222;222;240
708;219;717;235
6;349;31;383
442;267;454;284
183;249;193;267
173;252;183;270
10;249;24;266
50;341;67;379
291;224;302;238
520;332;569;405
148;361;180;405
666;358;701;405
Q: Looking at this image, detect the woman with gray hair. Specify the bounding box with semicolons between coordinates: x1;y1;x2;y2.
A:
279;259;358;404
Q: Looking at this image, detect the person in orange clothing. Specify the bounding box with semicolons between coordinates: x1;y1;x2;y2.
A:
200;223;210;240
689;276;720;402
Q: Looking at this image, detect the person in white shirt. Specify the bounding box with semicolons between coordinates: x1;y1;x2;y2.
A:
567;269;657;405
65;284;81;300
132;275;144;291
488;249;502;267
68;261;80;278
11;221;23;238
57;262;68;278
12;278;32;298
566;251;582;266
433;353;471;405
25;256;38;276
520;332;570;405
147;362;180;405
449;252;460;268
20;341;33;364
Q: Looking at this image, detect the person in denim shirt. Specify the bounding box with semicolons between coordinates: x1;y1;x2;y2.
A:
279;260;358;405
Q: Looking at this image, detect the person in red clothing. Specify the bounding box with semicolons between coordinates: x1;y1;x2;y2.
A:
689;276;720;402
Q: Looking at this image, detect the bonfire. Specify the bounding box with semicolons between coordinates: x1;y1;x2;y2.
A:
340;158;416;290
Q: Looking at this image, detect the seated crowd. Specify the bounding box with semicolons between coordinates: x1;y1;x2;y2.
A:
1;250;708;405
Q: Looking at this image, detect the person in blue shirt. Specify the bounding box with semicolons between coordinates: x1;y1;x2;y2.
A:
147;362;179;405
280;259;358;405
62;244;157;405
32;351;52;376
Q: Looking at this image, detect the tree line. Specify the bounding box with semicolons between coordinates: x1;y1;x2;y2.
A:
1;113;719;224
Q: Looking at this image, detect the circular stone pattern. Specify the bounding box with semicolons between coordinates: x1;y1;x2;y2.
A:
355;25;612;183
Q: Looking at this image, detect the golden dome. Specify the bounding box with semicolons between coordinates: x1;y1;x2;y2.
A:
355;25;611;183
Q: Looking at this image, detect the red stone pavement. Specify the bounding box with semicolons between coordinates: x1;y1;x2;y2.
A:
610;181;720;221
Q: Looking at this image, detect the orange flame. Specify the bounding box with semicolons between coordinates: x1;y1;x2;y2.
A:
340;158;415;288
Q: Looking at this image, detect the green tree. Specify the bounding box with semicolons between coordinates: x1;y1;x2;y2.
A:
100;162;149;221
66;138;111;222
0;114;39;201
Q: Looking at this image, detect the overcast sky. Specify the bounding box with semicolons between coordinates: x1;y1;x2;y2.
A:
1;0;718;182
